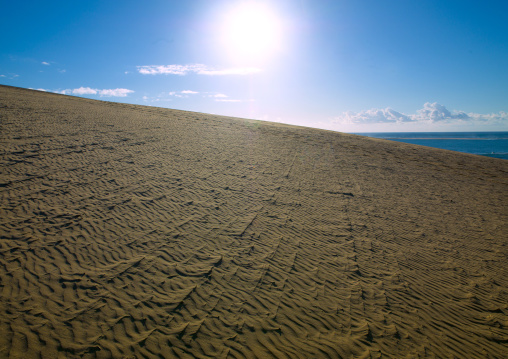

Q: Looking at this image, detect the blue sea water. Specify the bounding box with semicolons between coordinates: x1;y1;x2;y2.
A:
354;132;508;160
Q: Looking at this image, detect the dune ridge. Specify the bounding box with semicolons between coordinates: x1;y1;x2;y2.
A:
1;85;507;358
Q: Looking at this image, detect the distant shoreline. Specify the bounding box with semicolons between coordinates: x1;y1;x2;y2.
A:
355;131;508;160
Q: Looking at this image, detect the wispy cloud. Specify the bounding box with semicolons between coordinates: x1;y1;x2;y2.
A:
137;64;261;76
465;111;508;123
98;88;134;97
205;93;252;102
137;64;200;75
141;90;253;104
142;90;200;102
42;61;50;66
333;102;507;126
0;73;19;79
51;87;134;97
336;108;411;125
72;87;98;95
168;90;199;98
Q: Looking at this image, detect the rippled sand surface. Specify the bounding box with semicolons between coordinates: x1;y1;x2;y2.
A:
1;85;507;358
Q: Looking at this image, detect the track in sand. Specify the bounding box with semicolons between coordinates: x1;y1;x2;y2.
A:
1;85;507;358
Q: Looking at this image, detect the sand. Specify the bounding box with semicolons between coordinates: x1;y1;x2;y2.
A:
0;85;507;358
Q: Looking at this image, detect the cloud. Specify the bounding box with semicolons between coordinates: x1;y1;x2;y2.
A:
141;91;253;103
333;102;507;126
42;61;50;65
1;73;19;79
413;102;469;122
98;88;134;97
467;111;508;123
137;64;261;76
72;87;98;95
137;64;201;75
164;90;199;98
338;108;411;124
57;87;134;97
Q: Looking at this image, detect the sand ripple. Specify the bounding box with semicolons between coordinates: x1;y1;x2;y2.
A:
1;86;507;358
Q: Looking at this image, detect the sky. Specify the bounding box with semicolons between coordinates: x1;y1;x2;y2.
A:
1;0;507;132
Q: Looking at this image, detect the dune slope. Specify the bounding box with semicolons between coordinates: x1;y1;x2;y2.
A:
1;85;507;358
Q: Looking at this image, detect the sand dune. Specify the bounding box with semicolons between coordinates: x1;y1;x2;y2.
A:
1;85;507;358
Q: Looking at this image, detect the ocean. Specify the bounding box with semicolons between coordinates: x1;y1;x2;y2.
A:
354;132;508;160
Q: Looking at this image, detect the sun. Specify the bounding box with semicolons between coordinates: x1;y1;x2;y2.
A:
220;2;283;63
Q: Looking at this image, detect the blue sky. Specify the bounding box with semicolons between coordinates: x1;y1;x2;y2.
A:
1;0;507;132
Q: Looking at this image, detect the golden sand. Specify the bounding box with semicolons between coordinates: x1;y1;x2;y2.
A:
1;85;507;358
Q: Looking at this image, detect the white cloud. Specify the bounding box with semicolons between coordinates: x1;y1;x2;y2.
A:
137;64;201;75
72;87;98;95
1;73;19;79
140;94;171;103
413;102;469;122
164;90;199;98
141;90;253;104
333;102;508;127
98;88;134;97
42;61;50;65
55;87;134;97
467;111;508;123
137;64;261;76
338;108;411;125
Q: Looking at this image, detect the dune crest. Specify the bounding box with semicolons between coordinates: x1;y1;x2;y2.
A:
1;85;507;358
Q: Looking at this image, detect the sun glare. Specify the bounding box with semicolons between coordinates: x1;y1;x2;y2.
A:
221;2;283;63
